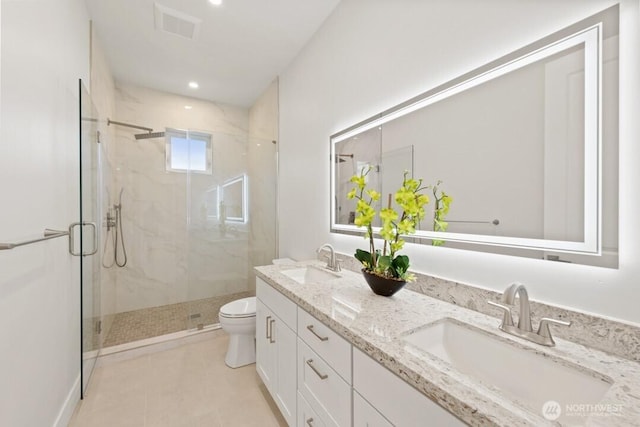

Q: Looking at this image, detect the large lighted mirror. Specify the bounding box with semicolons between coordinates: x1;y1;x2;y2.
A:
331;6;618;268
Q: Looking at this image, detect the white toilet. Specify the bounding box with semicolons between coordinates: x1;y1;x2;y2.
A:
219;296;256;368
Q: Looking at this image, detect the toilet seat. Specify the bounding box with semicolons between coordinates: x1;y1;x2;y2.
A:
219;297;256;319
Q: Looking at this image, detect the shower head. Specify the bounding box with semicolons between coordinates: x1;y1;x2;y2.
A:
134;131;165;140
335;153;354;163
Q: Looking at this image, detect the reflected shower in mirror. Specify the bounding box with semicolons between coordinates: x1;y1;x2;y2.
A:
203;174;248;238
222;174;248;223
331;6;618;268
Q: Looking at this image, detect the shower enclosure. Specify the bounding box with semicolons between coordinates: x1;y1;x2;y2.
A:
79;82;278;393
96;85;278;350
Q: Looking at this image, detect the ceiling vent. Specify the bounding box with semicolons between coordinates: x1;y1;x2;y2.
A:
154;3;202;40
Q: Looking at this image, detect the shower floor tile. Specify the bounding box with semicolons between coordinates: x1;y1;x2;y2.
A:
103;291;254;348
70;333;287;427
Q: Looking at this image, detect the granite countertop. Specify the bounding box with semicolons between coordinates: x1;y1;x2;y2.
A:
254;260;640;427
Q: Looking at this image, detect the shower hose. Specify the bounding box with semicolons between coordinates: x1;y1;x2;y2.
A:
102;194;128;268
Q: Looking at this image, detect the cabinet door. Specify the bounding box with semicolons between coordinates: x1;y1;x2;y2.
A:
274;316;297;427
353;391;392;427
256;299;274;392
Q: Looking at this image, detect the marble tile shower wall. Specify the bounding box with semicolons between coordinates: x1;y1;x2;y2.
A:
248;80;279;289
91;34;118;344
100;121;118;340
112;83;253;313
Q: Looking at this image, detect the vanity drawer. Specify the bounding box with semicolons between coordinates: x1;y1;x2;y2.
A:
298;391;326;427
353;390;392;427
298;339;351;427
353;348;466;427
257;278;297;330
298;307;351;382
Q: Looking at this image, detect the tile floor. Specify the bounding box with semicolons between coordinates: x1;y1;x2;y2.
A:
103;291;254;347
70;332;287;427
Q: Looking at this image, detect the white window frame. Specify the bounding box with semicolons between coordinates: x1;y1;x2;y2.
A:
165;128;212;174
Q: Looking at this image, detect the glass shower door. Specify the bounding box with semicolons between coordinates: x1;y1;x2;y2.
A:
186;131;277;330
79;80;101;396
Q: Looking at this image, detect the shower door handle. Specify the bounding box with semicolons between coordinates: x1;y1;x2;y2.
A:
69;222;98;256
84;222;98;256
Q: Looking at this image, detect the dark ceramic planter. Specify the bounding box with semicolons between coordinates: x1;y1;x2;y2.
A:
361;269;407;297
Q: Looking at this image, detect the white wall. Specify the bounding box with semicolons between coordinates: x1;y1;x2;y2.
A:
0;0;90;426
279;0;640;324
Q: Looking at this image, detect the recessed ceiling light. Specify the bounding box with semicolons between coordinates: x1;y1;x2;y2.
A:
184;105;193;110
188;81;199;89
209;0;223;6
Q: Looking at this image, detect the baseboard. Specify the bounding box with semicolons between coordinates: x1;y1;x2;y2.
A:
53;374;80;427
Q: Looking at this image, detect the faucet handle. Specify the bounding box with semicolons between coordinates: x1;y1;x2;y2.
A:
322;253;333;266
537;317;571;345
487;301;514;328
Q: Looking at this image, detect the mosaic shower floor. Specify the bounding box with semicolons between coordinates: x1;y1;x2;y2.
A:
103;291;254;347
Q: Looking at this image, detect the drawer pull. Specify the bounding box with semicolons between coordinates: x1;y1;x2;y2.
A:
306;324;329;342
306;359;328;380
306;417;314;427
269;318;276;343
266;315;272;340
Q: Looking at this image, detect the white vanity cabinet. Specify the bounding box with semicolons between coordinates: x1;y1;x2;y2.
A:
256;279;298;426
257;277;466;427
353;348;466;427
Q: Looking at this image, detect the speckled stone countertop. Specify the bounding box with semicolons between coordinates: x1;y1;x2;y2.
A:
255;260;640;427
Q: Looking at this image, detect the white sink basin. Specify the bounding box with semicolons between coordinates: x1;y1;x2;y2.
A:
281;266;341;284
403;319;612;423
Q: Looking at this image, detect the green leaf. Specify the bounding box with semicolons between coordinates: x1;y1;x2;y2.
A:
354;249;372;268
392;255;410;276
377;255;392;271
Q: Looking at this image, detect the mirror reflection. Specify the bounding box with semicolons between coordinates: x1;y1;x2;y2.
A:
222;174;248;223
331;7;618;267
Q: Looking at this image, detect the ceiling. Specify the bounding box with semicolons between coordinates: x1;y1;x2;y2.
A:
85;0;340;107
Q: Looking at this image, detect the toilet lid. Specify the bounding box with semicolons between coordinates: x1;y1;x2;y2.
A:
220;297;256;318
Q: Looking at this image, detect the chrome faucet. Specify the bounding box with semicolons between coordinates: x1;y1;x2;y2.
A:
488;283;571;346
317;243;341;272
